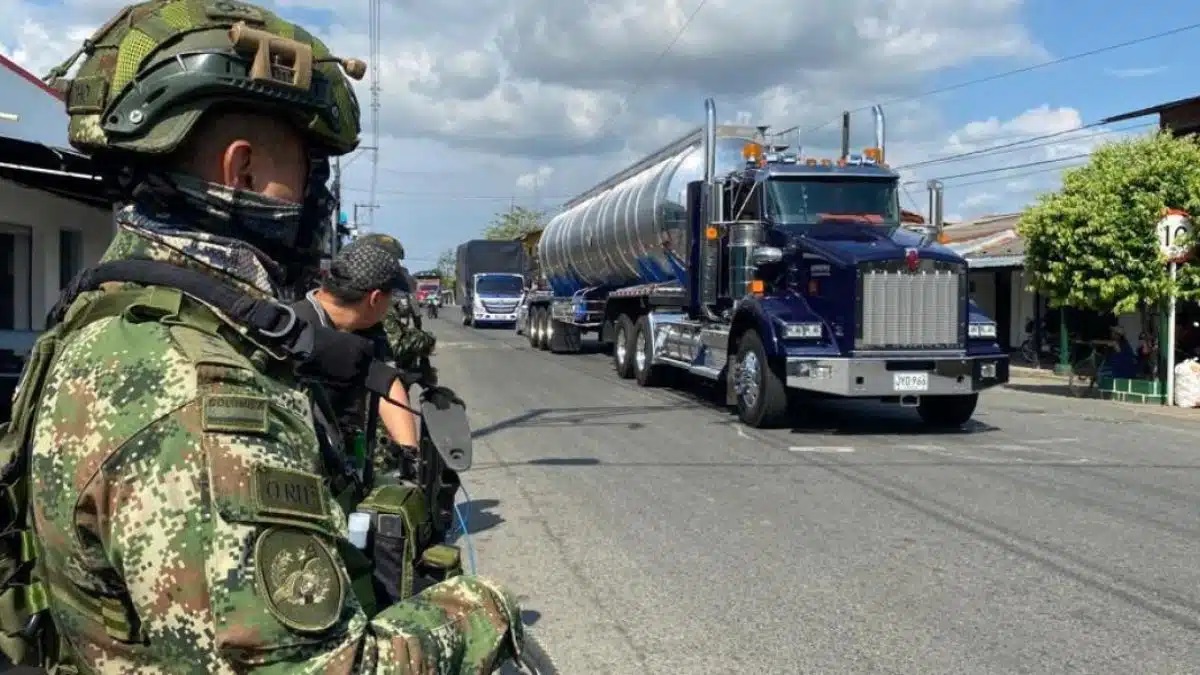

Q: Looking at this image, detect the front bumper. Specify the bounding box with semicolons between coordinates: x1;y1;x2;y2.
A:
473;312;518;322
785;355;1009;397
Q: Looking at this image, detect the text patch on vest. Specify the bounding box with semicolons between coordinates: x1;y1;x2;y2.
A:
254;465;329;522
202;394;270;434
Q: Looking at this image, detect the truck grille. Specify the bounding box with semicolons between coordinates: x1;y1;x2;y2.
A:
481;300;518;314
856;260;965;350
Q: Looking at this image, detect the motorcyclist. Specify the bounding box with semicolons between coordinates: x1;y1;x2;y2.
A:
14;1;522;671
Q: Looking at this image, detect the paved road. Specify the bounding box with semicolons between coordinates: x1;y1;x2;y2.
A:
426;314;1200;674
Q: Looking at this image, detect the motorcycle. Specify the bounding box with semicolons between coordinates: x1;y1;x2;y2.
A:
424;298;440;319
380;383;556;674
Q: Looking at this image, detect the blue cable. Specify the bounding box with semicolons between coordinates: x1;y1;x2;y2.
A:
450;484;479;574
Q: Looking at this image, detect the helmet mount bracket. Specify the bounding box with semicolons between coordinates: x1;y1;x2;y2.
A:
228;21;313;91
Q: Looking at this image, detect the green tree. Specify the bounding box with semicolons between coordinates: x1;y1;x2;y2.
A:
482;206;545;240
436;248;456;290
1017;130;1200;315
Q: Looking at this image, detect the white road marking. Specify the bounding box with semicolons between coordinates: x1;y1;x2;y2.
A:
900;443;1089;464
1025;437;1081;444
788;446;854;453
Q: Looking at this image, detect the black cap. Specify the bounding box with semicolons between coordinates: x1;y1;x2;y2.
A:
328;234;409;293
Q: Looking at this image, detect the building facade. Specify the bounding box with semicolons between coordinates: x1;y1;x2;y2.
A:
0;54;112;420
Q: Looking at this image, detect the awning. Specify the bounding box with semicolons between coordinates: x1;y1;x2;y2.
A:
0;134;107;207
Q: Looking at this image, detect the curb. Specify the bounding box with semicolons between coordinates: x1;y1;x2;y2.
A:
1000;378;1200;421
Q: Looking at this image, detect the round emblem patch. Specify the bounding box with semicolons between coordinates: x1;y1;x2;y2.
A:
255;527;345;632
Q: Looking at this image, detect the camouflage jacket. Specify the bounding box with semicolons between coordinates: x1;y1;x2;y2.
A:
28;206;520;673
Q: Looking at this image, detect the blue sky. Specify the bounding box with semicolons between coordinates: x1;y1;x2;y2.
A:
1;1;1198;269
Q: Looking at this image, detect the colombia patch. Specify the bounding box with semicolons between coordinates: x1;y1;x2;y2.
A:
202;394;269;434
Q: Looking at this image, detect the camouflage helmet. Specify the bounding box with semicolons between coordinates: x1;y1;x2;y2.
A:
48;0;364;157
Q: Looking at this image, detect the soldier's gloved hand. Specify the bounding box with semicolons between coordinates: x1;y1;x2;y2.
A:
422;385;464;410
390;575;525;668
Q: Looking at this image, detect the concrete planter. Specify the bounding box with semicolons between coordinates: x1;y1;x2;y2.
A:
1098;377;1166;404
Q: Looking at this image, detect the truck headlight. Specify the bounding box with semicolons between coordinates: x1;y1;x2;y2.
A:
968;322;997;338
783;322;822;339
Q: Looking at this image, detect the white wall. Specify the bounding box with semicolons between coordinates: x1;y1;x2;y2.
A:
1011;270;1037;347
0;177;111;336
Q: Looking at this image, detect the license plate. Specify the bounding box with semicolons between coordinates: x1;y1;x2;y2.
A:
893;372;928;391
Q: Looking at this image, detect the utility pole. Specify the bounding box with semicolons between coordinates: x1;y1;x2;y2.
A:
330;156;343;255
352;202;379;238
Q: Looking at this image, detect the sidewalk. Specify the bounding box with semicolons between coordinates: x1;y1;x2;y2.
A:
1003;365;1200;421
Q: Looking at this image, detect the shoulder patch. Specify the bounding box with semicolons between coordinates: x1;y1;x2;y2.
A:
255;527;344;633
254;465;328;521
203;394;269;434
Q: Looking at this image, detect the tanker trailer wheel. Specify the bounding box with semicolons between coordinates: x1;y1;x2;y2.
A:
917;393;979;429
530;308;544;348
632;315;665;387
536;309;553;351
523;307;537;343
733;330;789;428
612;314;636;379
534;308;551;351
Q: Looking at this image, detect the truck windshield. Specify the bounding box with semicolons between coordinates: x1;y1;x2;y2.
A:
766;177;900;228
476;276;523;295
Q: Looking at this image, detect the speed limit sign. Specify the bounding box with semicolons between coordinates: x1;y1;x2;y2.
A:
1158;209;1192;263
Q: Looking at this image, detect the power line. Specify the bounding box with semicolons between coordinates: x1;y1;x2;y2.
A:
789;22;1200;138
897;120;1155;171
903;152;1091;185
938;161;1089;190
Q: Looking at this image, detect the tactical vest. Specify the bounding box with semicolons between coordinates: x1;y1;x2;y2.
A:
0;262;461;669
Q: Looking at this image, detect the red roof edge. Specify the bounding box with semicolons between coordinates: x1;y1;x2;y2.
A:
0;52;63;100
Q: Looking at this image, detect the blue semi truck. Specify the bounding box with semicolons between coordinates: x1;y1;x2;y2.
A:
522;99;1009;429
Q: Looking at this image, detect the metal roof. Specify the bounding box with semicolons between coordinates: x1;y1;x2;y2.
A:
1103;93;1200;124
0;134;107;208
967;254;1024;269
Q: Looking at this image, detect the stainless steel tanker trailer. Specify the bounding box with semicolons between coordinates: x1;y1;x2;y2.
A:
522;99;1009;429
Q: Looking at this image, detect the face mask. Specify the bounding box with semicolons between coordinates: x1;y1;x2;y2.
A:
170;171;304;251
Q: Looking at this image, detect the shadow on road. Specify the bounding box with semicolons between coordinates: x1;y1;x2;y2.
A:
471;398;1001;441
459;497;505;534
1005;382;1079;398
478;456;1200;471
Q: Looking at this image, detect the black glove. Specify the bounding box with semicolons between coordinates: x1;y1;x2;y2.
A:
422;385;464;410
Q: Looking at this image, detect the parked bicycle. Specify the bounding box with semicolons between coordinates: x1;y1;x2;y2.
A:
1067;340;1115;397
1018;316;1061;366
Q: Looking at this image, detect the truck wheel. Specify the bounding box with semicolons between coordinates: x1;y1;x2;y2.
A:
613;314;636;379
530;308;543;348
633;315;664;387
537;309;551;351
525;311;537;347
734;330;789;428
916;393;979;428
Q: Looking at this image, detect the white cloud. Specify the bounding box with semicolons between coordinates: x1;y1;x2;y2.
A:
516;166;554;191
2;0;1105;258
898;104;1153;222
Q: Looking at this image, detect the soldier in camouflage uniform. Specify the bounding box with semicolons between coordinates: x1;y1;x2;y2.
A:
22;1;522;672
